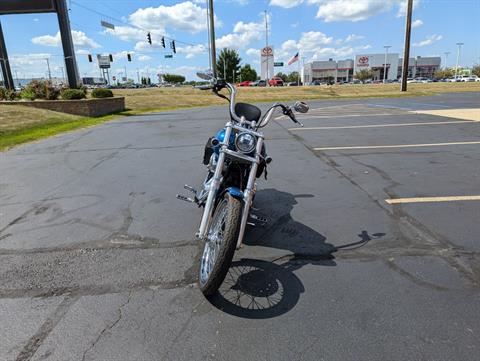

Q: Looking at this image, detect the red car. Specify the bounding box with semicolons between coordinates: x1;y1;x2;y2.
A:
268;77;284;86
237;81;252;87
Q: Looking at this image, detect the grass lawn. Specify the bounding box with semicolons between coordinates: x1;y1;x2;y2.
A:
1;82;479;151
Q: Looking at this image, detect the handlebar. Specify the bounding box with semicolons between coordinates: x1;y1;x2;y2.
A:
195;78;304;127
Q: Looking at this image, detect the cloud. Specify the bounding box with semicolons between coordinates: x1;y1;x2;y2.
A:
413;34;442;47
246;48;259;57
138;55;152;61
128;1;217;34
32;30;100;48
176;44;207;59
344;34;364;42
270;0;304;8
311;0;394;22
397;0;421;17
412;19;423;28
216;18;265;49
104;26;147;42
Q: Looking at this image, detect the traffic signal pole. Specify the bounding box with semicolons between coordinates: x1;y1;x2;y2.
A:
208;0;217;78
0;20;14;89
400;0;413;92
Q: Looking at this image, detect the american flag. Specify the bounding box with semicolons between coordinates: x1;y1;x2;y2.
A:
288;52;299;66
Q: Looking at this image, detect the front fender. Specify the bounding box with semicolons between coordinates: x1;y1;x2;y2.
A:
226;187;244;200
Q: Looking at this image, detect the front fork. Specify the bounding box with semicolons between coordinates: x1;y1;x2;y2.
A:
197;124;232;240
197;123;263;250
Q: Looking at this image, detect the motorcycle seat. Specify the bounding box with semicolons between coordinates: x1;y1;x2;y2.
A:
235;102;261;122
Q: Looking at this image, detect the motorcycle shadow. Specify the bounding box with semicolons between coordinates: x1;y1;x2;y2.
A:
208;189;384;319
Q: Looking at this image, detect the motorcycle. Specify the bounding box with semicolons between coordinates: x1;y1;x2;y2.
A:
177;72;309;296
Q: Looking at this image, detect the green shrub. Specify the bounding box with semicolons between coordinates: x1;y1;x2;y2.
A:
5;89;18;100
61;88;86;100
20;89;36;101
91;88;114;98
0;87;6;100
24;80;60;100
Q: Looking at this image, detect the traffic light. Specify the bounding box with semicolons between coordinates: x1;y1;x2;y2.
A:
127;53;132;62
147;32;152;45
109;54;113;62
161;37;165;48
171;40;176;54
88;54;93;62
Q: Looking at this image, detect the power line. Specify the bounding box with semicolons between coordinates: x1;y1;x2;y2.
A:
69;0;200;47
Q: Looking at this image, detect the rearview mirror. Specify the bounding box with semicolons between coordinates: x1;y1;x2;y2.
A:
293;101;309;113
196;70;214;81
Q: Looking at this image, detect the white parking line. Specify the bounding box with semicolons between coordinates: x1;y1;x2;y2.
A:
314;141;480;151
386;195;480;204
289;120;477;131
276;113;393;120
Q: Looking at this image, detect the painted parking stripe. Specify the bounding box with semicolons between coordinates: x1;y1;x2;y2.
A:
289;120;477;131
386;196;480;204
276;113;394;120
314;141;480;151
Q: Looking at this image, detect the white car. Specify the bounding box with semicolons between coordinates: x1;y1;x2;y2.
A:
462;76;478;82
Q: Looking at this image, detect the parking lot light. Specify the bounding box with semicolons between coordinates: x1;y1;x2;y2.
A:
383;46;391;84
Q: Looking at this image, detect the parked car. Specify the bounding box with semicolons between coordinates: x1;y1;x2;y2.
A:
310;79;324;86
287;81;300;86
460;75;477;82
250;80;266;87
237;80;252;87
268;77;284;86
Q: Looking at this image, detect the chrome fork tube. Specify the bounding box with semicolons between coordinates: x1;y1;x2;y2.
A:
236;137;263;249
197;123;233;239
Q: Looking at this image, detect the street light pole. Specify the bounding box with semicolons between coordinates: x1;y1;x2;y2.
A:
454;42;464;80
46;58;52;81
444;52;450;69
265;10;269;85
383;45;391;83
208;0;217;78
401;0;413;91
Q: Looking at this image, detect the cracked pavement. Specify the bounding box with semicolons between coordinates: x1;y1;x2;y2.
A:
1;92;480;360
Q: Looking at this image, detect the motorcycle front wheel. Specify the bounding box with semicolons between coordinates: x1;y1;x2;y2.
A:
199;193;242;296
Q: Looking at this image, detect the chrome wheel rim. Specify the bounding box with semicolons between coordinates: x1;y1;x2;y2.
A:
199;200;228;286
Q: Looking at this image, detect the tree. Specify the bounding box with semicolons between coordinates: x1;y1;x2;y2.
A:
286;71;299;83
216;48;242;83
354;69;374;83
163;74;186;84
275;72;287;81
472;65;480;77
434;68;454;79
239;64;257;82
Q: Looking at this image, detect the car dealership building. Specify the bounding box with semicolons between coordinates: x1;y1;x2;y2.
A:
302;54;441;83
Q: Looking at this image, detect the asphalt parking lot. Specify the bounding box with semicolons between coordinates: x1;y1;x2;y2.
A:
1;92;479;360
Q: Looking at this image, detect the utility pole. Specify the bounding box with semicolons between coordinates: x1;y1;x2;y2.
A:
455;42;464;80
444;52;450;69
46;58;52;81
136;68;140;84
232;69;235;83
264;10;269;85
208;0;217;78
383;45;391;83
401;0;413;91
124;65;127;82
60;66;65;84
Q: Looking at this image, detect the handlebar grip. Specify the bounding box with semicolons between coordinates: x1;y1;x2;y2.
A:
195;85;213;90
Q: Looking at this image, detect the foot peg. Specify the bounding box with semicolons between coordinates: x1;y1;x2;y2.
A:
184;184;197;193
248;213;268;227
176;194;195;203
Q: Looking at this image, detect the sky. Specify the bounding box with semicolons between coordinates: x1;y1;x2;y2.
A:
1;0;479;81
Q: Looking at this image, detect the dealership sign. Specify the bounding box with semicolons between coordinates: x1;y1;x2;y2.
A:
357;56;369;67
97;55;111;69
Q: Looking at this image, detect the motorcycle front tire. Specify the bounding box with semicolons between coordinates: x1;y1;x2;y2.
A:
198;193;242;296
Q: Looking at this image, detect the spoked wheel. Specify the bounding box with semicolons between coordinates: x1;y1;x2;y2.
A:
199;193;242;296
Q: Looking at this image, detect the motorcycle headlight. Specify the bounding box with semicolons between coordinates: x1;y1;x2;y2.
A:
235;132;256;154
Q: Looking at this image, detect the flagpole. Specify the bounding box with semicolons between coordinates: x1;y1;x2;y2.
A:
297;51;300;85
